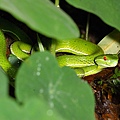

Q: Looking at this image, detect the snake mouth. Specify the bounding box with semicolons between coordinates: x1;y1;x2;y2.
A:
99;63;117;68
104;60;118;67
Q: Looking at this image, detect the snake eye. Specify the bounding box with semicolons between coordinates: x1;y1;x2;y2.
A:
103;56;107;61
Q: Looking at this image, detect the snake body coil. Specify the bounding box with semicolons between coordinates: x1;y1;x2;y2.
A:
0;30;31;78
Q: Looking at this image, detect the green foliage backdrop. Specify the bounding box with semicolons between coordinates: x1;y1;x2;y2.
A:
0;0;119;119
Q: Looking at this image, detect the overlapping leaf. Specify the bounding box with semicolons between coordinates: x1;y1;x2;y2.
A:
66;0;120;31
0;0;79;40
0;67;8;98
16;51;95;120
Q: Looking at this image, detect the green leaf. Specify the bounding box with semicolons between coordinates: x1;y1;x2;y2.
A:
0;98;20;120
16;51;95;120
0;17;32;44
0;97;64;120
0;67;9;98
22;98;64;120
66;0;120;31
0;0;79;40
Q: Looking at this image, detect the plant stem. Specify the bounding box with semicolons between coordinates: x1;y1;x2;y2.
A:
55;0;60;7
85;13;90;41
37;34;44;52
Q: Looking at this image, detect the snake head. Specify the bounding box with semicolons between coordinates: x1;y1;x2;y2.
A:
95;54;118;68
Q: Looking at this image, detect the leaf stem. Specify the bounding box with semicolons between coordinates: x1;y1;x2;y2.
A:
55;0;60;7
85;13;90;41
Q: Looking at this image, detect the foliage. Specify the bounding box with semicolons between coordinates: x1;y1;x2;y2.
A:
111;68;120;79
0;0;79;40
0;52;95;120
66;0;120;31
0;0;119;119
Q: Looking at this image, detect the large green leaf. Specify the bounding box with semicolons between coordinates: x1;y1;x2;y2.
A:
0;0;79;40
16;51;95;120
0;98;64;120
0;68;64;120
66;0;120;31
0;67;8;98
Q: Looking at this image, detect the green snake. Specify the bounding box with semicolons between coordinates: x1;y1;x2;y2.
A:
0;18;118;78
52;39;118;77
